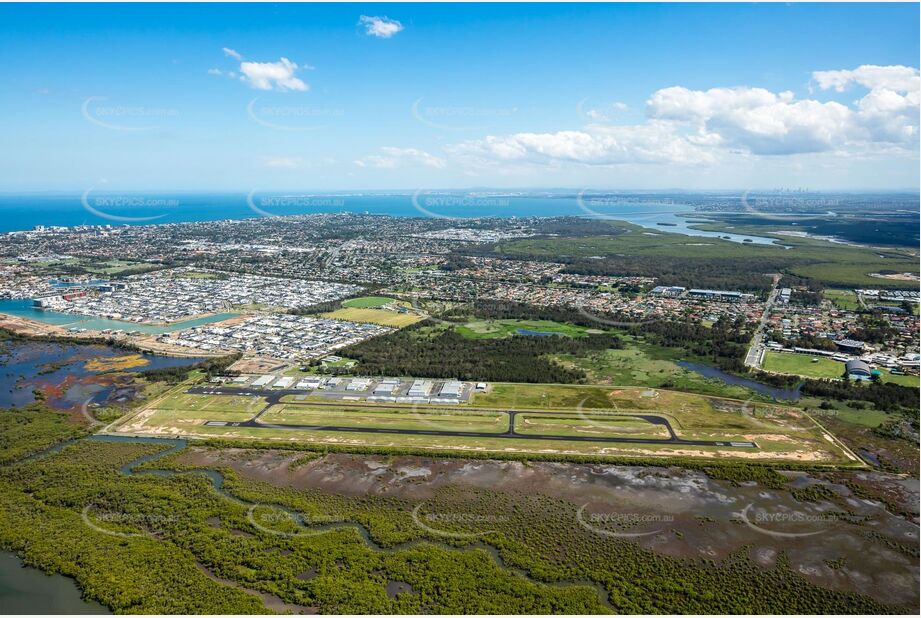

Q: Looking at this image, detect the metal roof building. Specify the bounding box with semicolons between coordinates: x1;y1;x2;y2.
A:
845;359;872;379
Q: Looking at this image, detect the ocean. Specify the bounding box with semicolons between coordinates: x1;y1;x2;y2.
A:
0;193;781;244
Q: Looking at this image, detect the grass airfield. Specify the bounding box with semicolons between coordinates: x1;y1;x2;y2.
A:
114;381;860;465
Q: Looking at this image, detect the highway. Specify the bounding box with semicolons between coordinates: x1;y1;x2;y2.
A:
744;275;782;369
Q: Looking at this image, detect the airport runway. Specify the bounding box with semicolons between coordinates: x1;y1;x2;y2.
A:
192;385;757;448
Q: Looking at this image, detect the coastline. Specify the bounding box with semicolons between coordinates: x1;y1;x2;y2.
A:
0;312;226;359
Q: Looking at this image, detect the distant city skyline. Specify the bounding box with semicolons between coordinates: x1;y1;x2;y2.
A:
0;2;918;192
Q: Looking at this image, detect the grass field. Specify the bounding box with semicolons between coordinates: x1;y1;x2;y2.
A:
554;340;768;400
883;372;921;387
79;259;161;276
342;296;398;308
823;288;860;310
322;307;422;328
513;413;670;439
763;351;919;387
118;381;860;464
762;351;845;379
261;404;507;433
454;319;594;339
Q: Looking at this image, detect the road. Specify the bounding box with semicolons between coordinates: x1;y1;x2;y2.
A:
191;386;757;448
744;274;782;369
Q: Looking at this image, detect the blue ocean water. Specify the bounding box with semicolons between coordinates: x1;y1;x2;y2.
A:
0;299;238;334
0;193;781;244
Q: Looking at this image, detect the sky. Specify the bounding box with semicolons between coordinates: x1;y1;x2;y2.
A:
0;2;918;192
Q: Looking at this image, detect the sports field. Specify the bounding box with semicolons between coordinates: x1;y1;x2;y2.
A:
114;381;860;465
763;351;919;386
342;296;397;308
762;351;844;379
322;307;423;327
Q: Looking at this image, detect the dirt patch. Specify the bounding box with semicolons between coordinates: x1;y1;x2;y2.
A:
386;581;416;598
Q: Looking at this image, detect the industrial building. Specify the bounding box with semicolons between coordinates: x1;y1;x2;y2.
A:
836;338;866;353
346;378;372;391
407;379;433;397
649;285;686;297
273;377;294;389
688;289;755;302
845;359;873;380
373;378;400;395
252;375;275;387
439;380;464;398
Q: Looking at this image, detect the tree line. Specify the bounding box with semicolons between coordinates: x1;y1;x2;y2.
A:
339;322;622;383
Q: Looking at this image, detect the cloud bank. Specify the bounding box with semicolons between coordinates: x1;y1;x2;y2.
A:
450;64;919;167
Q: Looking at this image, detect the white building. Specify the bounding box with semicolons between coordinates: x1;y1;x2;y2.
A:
439;380;463;398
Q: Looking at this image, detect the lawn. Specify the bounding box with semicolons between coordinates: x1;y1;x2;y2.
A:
342;296;398;308
762;351;844;379
322;307;422;328
882;372;920;387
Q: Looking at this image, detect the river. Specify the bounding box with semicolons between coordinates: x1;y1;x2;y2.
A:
0;551;110;614
677;360;802;400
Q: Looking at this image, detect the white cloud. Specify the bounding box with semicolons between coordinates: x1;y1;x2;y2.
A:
452;65;919;167
451;122;714;166
222;47;242;61
646;86;855;155
813;64;919;93
355;147;445;169
359;15;404;38
239;57;308;92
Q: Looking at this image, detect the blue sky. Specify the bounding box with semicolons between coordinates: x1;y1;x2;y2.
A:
0;2;918;192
